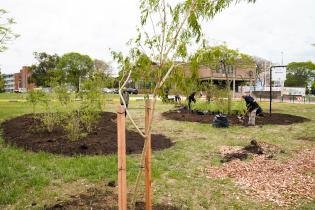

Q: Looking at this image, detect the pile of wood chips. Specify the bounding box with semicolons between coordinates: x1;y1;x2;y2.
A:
206;149;315;206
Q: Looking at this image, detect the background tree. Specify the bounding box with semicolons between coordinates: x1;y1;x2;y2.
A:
57;52;94;92
284;61;315;87
168;61;200;99
253;56;272;87
0;9;19;52
311;81;315;94
93;59;115;88
29;52;60;87
130;53;156;95
94;59;111;75
192;45;254;114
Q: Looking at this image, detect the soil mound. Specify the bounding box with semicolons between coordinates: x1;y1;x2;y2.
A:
45;187;180;210
1;112;173;156
220;140;282;162
162;110;309;126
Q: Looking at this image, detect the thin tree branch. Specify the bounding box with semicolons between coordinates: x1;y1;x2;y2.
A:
163;0;197;63
119;68;146;138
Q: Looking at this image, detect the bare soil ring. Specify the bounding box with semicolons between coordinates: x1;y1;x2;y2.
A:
162;110;309;126
1;112;174;156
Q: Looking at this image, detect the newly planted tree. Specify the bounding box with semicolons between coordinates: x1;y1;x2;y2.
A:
114;0;256;208
63;111;85;141
79;78;104;133
41;98;60;133
26;89;47;114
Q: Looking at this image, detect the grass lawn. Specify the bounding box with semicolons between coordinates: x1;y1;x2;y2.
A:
0;94;314;209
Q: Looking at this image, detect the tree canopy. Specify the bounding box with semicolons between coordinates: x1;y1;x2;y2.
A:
284;61;315;87
29;52;60;86
190;44;254;113
56;52;94;92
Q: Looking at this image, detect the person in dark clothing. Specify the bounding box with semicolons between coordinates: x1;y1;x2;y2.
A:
175;94;181;103
120;90;129;116
188;92;196;111
242;95;263;116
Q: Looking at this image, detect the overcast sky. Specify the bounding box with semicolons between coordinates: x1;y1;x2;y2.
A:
0;0;314;74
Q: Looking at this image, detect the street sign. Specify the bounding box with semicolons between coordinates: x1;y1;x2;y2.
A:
272;66;286;81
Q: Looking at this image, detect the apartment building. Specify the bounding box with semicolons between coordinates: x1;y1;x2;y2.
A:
3;66;35;93
3;74;15;92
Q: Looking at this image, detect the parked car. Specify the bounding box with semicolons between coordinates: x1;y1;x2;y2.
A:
102;88;112;93
126;88;138;94
103;88;119;94
111;88;119;94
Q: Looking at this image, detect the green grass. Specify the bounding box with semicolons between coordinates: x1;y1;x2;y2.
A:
0;93;314;209
0;93;28;100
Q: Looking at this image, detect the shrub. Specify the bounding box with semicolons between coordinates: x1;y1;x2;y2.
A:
41;112;60;133
192;100;246;115
80;106;100;133
232;100;247;115
54;84;71;105
26;89;47;114
78;79;104;132
63;111;86;141
37;92;61;133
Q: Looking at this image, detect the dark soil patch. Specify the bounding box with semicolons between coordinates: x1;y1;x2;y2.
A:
222;150;249;162
45;187;180;210
1;112;173;156
162;110;309;126
297;136;315;142
220;140;282;162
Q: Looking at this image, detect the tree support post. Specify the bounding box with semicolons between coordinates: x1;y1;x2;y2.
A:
145;100;153;210
117;105;127;210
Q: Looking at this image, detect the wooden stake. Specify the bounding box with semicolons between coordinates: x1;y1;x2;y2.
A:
117;105;127;210
145;100;153;210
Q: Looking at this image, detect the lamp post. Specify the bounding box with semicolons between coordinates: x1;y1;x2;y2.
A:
269;65;287;116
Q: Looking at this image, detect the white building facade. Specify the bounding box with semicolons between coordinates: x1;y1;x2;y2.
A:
3;74;15;92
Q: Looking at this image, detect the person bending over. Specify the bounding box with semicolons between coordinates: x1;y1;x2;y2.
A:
188;92;196;111
120;90;129;116
242;95;263;125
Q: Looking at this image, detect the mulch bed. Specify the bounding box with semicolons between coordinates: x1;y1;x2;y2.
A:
162;110;309;126
205;148;315;206
45;187;180;210
1;112;173;156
